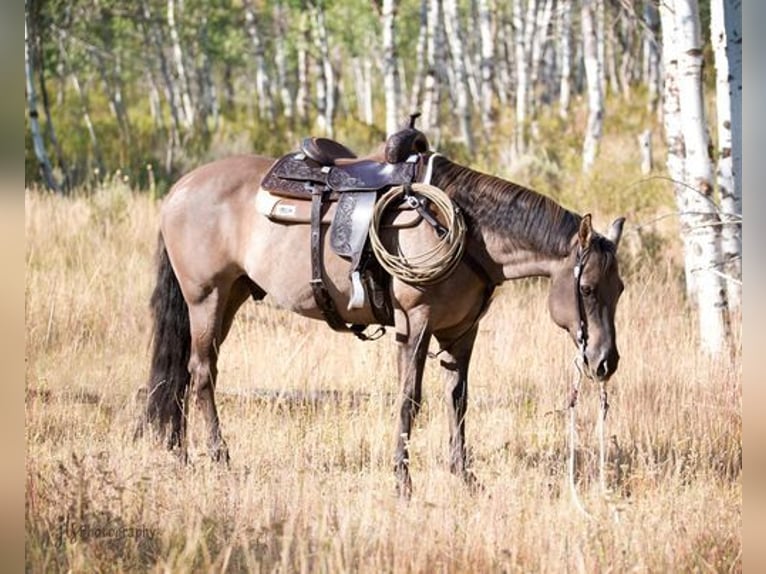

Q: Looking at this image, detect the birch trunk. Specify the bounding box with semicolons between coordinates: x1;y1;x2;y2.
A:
443;0;474;153
141;0;180;174
644;1;662;115
410;0;428;112
25;1;58;191
145;70;165;130
659;2;695;299
274;4;293;120
167;0;194;130
382;0;401;136
477;0;495;131
596;0;607;97
605;5;621;97
296;12;310;124
311;4;334;137
93;52;131;146
422;0;444;135
530;0;553;137
674;0;729;354
513;0;529;158
58;31;104;178
243;0;274;123
197;18;219;132
581;0;603;172
496;5;513;107
353;57;374;125
558;0;572;119
713;0;742;308
34;21;68;190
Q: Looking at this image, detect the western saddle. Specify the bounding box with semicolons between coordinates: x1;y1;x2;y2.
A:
259;114;432;338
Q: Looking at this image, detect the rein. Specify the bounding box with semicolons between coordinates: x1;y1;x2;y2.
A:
567;245;619;522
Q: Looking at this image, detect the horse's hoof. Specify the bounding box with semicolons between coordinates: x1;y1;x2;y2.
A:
395;469;413;500
464;471;485;495
210;442;230;467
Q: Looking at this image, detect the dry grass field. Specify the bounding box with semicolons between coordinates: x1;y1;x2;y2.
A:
25;179;741;572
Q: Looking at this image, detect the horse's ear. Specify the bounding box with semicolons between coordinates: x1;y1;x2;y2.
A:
578;214;593;249
606;216;626;249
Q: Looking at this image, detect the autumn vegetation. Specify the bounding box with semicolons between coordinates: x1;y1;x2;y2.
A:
26;100;741;571
25;0;740;570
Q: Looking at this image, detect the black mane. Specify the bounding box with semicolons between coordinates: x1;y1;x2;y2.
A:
430;156;581;257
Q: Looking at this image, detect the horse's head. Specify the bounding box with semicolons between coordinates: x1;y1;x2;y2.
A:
548;214;625;381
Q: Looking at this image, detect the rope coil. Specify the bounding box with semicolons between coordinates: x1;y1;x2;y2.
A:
370;183;466;285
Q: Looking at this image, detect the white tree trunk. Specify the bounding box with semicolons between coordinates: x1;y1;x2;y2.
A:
644;2;662;115
443;0;474;154
638;129;652;174
382;0;401;136
581;0;603;172
674;0;729;354
596;0;607;96
410;0;428;111
25;2;58;191
557;0;572;119
167;0;194;129
477;0;495;131
495;6;513;107
513;0;529;158
319;8;335;137
422;0;444;136
353;56;374;126
659;2;695;299
310;5;334;136
530;0;554;139
713;0;742;309
140;0;180;173
243;0;274;123
273;3;293;119
296;12;309;123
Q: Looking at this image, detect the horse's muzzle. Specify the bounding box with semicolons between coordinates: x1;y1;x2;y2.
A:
591;348;620;381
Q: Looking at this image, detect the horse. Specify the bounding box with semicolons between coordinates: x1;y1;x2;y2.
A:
140;149;625;498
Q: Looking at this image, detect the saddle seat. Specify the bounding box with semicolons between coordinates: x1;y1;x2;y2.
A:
301;137;357;166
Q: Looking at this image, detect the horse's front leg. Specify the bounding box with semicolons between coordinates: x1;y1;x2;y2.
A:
394;317;431;499
436;325;480;490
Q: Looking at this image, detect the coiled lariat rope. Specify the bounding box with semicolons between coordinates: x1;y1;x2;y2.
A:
568;356;620;523
370;183;467;285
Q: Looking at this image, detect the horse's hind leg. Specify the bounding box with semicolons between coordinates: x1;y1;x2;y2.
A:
436;325;480;490
186;288;231;464
184;276;263;464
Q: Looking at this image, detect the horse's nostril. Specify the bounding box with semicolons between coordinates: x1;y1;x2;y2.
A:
597;358;609;378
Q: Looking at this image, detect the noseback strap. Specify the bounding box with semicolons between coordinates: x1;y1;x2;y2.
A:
573;248;589;362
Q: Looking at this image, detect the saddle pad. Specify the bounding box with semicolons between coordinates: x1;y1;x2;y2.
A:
255;188;427;233
255;188;335;224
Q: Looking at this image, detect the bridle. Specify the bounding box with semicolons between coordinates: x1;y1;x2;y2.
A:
567;243;617;521
572;245;591;369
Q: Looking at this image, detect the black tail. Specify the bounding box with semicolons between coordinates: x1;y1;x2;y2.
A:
142;234;191;449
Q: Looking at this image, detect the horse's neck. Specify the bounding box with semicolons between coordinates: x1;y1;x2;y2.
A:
481;233;574;280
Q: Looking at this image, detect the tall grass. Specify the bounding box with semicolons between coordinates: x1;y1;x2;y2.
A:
25;178;740;572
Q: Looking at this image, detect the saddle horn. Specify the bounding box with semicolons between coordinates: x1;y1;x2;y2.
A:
385;112;430;163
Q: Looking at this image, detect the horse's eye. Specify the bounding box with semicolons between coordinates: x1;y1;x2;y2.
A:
580;285;594;297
